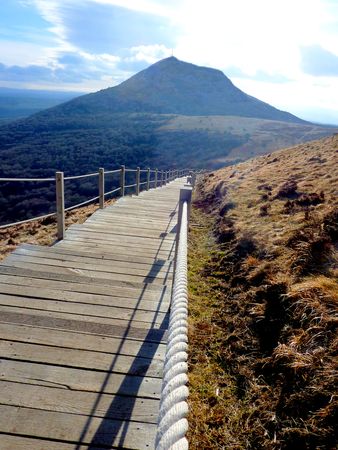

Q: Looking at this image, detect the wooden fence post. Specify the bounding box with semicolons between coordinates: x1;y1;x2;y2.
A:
136;167;140;195
120;165;125;196
155;168;158;188
56;171;65;241
146;167;150;191
99;167;104;209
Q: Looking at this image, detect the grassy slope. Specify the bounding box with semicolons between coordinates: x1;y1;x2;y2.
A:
0;198;115;261
188;134;337;449
159;115;337;165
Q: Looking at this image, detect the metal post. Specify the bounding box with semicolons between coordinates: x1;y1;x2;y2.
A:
161;170;164;187
146;167;150;191
155;168;158;188
99;167;104;209
56;171;65;241
136;167;140;195
120;165;125;197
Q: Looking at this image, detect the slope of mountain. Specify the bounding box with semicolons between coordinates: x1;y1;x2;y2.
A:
0;87;81;122
38;57;305;123
189;134;338;449
0;57;336;225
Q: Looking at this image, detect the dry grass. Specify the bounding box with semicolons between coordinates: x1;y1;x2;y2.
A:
188;134;338;449
0;198;116;260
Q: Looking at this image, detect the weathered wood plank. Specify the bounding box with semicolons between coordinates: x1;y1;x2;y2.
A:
0;340;163;377
0;310;167;342
16;243;174;268
0;293;168;324
0;273;170;302
0;283;170;312
2;257;169;285
0;304;168;330
0;404;156;449
0;265;166;290
0;178;186;448
0;435;85;450
1;380;159;423
0;322;166;358
0;359;162;397
6;253;173;279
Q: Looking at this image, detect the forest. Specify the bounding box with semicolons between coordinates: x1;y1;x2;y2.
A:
0;112;243;225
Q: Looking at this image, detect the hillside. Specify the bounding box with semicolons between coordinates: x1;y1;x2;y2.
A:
52;57;305;122
0;57;336;226
188;134;337;448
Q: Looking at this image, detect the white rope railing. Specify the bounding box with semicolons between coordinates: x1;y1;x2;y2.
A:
155;195;190;450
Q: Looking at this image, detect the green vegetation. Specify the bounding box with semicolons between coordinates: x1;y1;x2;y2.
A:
0;57;336;225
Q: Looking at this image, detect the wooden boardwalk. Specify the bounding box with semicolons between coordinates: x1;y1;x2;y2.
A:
0;179;185;450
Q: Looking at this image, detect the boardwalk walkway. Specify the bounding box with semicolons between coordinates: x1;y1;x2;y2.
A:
0;178;186;449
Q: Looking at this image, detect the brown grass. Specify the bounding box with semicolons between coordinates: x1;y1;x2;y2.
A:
188;134;338;449
0;198;116;261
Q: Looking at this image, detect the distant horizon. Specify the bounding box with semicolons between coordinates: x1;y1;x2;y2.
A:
1;59;338;127
1;1;338;124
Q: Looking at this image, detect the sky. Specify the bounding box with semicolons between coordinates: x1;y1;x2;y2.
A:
1;0;338;124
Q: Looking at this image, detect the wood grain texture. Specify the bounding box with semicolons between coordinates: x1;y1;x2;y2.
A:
0;178;185;449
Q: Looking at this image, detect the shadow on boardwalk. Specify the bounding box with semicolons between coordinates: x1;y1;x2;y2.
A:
75;212;177;449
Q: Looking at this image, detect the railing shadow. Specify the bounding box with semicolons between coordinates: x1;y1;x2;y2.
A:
74;206;179;448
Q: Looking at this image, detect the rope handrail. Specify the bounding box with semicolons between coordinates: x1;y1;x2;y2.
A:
64;172;98;181
0;211;56;230
0;177;55;182
155;197;190;450
104;187;121;197
64;195;100;212
104;169;120;175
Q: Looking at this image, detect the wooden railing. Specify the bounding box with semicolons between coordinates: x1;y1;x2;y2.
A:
0;167;191;239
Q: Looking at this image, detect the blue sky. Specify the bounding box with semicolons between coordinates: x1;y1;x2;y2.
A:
1;0;338;124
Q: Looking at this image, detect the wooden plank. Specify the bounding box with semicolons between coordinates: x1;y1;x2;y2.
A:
1;380;159;423
0;305;168;331
64;229;176;249
0;340;163;377
0;293;168;325
70;223;176;240
16;243;174;268
0;264;167;290
0;322;166;358
0;359;162;397
2;258;169;286
0;310;167;342
0;283;170;312
0;435;85;450
57;241;175;259
88;213;176;227
0;404;156;449
6;253;173;280
0;273;170;302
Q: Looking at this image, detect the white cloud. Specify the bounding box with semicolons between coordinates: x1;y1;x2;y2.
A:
127;44;171;64
1;0;338;122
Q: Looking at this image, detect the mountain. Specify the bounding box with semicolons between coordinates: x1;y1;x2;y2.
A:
40;57;305;123
0;57;336;225
0;87;82;123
